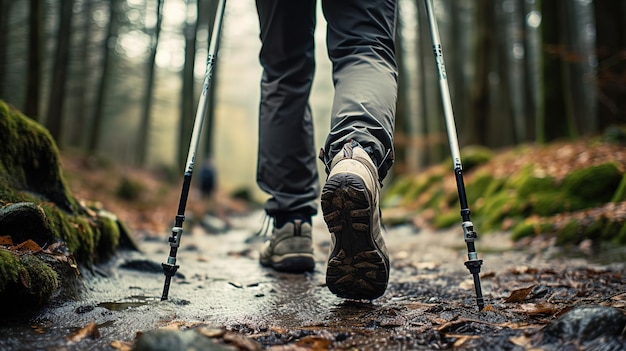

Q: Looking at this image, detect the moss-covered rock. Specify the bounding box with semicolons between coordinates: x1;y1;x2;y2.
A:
562;162;622;205
383;139;626;246
0;100;137;316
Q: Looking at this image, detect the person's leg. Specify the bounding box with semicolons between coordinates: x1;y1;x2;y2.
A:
320;0;397;180
256;0;318;272
256;0;319;222
320;0;398;299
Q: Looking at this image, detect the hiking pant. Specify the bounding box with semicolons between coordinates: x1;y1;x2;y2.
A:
256;0;398;217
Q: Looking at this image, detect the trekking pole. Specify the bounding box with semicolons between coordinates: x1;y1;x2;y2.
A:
422;0;485;311
161;0;227;301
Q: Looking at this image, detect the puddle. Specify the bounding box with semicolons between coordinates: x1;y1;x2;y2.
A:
97;295;160;311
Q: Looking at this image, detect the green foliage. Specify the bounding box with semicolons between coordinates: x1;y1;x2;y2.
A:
610;173;626;203
511;219;553;241
116;176;145;201
460;145;494;172
433;211;460;229
562;162;622;204
383;142;626;246
0;250;21;291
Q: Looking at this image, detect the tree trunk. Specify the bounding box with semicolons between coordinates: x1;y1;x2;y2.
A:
468;0;492;147
137;0;164;166
45;0;75;147
24;0;43;120
594;0;626;128
201;0;220;159
564;0;597;136
68;0;93;149
541;0;570;141
0;0;12;100
523;0;543;143
88;0;118;155
179;0;200;170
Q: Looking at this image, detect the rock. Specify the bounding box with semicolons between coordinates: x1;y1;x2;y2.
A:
542;305;626;344
0;99;137;314
133;329;232;351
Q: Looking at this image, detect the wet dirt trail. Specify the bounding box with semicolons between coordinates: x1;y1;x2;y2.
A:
1;210;625;350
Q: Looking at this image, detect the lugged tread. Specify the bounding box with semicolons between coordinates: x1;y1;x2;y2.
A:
321;173;389;300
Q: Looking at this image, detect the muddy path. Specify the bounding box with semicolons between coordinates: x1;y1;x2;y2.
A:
1;210;625;350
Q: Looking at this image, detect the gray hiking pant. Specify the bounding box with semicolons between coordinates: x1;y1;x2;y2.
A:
256;0;398;217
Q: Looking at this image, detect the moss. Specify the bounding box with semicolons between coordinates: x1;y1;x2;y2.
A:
0;101;79;213
610;173;626;202
0;251;59;311
0;249;21;291
405;173;445;206
116;176;144;201
475;190;525;232
600;218;623;243
616;222;626;244
459;145;494;172
527;191;575;217
511;219;554;241
562;162;622;205
556;219;583;246
517;173;558;198
19;254;59;305
466;172;497;206
96;211;121;258
0;101;138;313
433;211;460;229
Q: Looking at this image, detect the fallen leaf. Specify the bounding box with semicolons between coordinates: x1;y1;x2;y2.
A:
504;285;536;303
11;240;43;254
481;304;496;312
66;321;100;343
196;326;226;338
0;236;13;245
295;336;332;350
510;303;558;315
510;334;532;347
110;340;134;351
223;331;262;351
447;334;480;348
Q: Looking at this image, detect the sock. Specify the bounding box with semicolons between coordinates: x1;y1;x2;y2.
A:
274;212;311;228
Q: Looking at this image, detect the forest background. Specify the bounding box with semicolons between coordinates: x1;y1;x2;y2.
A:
1;0;624;204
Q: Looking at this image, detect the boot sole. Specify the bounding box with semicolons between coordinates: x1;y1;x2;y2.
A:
321;173;389;300
260;254;315;273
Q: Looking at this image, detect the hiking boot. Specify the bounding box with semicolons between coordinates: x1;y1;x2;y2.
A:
321;142;389;300
260;219;315;273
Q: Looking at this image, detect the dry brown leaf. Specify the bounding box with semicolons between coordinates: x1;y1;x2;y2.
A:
509;334;532;347
110;340;135;351
511;303;558;315
0;236;13;245
447;334;480;348
481;304;496;312
295;336;332;350
223;331;262;351
504;285;536;303
66;321;100;343
196;326;226;338
11;239;43;253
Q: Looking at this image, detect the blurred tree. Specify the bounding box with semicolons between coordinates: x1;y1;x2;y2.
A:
67;0;94;149
137;0;164;166
89;0;120;155
46;0;75;146
25;0;43;120
594;0;626;128
0;0;12;100
201;0;220;160
179;0;200;170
